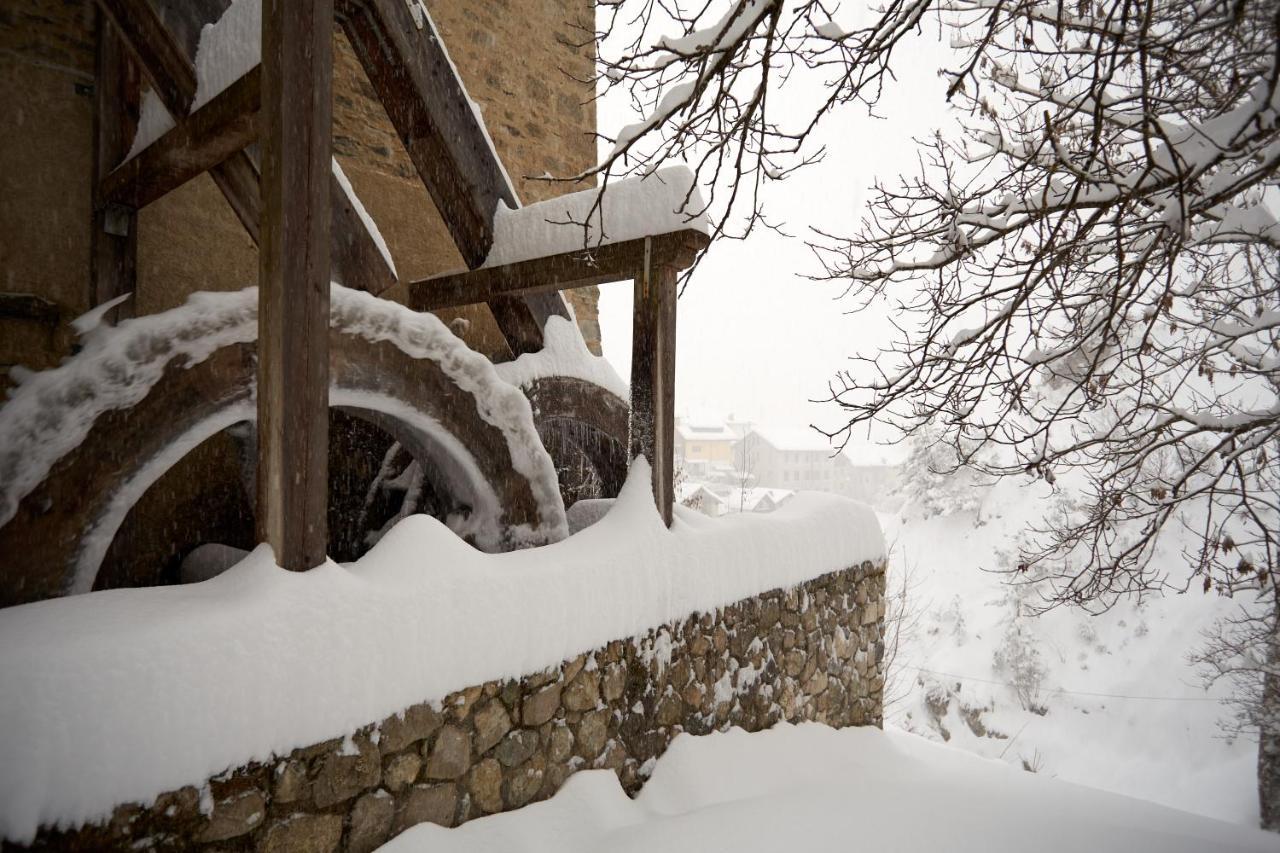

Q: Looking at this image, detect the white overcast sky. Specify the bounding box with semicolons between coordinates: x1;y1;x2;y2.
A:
593;11;958;447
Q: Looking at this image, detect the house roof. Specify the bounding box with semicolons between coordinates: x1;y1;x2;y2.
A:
738;487;795;511
677;421;738;442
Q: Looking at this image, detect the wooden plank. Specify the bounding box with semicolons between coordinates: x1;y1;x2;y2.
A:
336;0;511;266
94;0;394;293
256;0;333;571
407;230;707;313
90;12;140;321
96;0;196;114
0;293;63;325
98;66;261;210
335;0;567;348
628;238;678;526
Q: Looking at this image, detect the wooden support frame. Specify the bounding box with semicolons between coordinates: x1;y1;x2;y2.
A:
96;0;261;240
93;0;395;294
90;11;140;320
256;0;333;571
97;67;260;210
629;238;678;526
86;0;694;544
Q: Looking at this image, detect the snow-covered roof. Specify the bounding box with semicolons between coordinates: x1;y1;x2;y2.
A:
677;420;738;442
738;487;795;512
482;166;709;268
678;483;728;508
747;426;835;454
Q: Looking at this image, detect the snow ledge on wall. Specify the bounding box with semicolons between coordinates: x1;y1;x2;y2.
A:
0;462;883;844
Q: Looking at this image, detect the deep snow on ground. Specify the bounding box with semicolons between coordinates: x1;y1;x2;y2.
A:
380;722;1276;852
884;475;1263;826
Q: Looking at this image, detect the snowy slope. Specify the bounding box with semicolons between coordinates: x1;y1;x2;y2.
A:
885;475;1262;825
381;722;1276;852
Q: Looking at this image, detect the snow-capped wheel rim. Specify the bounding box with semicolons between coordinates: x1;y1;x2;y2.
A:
0;287;568;608
521;376;630;503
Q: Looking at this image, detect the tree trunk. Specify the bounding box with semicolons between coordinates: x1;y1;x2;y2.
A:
1259;594;1280;831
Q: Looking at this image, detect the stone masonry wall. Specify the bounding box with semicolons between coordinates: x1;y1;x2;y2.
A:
12;561;887;852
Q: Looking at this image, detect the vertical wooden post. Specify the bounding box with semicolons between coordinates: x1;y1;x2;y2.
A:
91;12;140;320
256;0;333;570
629;237;677;526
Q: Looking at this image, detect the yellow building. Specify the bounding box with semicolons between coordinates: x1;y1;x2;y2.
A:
675;418;739;471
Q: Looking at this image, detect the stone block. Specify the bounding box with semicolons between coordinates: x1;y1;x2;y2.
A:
601;663;626;702
546;724;574;763
383;752;422;793
522;681;562;726
467;758;504;814
496;729;540;767
379;702;443;754
258;814;342;853
273;759;309;804
562;669;601;712
199;786;266;842
577;709;609;759
395;784;458;833
504;755;545;808
473;701;513;754
425;725;472;780
313;737;381;808
348;791;395;853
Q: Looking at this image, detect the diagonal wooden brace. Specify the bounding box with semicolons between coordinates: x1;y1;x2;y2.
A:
93;0;396;294
335;0;573;352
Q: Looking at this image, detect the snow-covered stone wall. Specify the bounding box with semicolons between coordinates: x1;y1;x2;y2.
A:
19;561;885;852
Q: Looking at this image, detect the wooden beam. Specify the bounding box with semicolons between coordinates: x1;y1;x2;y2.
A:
96;0;197;114
94;0;395;294
335;0;570;350
0;293;63;326
256;0;333;571
407;230;707;313
98;66;261;210
336;0;511;266
90;11;140;321
629;238;678;526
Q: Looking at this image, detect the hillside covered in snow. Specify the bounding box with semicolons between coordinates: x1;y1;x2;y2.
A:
885;473;1264;826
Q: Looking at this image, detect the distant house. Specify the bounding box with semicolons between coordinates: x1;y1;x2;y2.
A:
733;487;795;513
677;482;730;517
736;426;840;491
675;417;739;473
735;427;903;508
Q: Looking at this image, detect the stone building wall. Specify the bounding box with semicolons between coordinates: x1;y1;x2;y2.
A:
0;0;603;391
15;561;887;852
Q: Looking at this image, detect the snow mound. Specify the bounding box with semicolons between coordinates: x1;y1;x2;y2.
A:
482;166;709;269
494;315;629;401
0;463;882;842
382;722;1277;852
